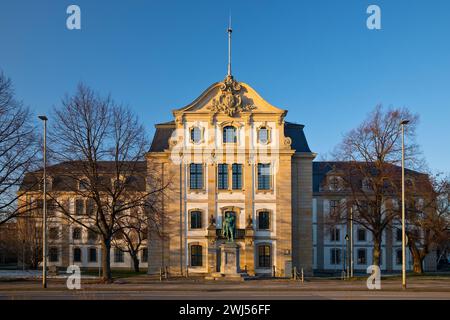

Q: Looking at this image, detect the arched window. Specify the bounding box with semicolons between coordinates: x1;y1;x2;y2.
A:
190;127;202;144
79;178;89;191
190;245;203;267
73;247;82;262
190;210;202;229
223;126;237;143
258;127;270;144
258;245;271;268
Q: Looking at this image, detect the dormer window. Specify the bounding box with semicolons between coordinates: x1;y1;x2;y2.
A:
223;126;237;143
329;176;340;191
79;179;89;191
258;127;270;144
190;126;202;144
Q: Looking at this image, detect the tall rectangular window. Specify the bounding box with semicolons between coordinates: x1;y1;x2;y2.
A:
190;245;203;267
75;199;84;215
217;164;228;190
190;211;202;229
258;245;271;268
189;164;203;190
114;248;124;263
88;248;97;263
357;228;366;242
232;163;242;190
258;211;270;230
49;247;59;262
357;249;367;265
330;227;340;242
330;248;341;265
257;163;271;190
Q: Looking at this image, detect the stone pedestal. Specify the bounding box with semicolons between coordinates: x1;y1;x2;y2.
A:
206;242;249;281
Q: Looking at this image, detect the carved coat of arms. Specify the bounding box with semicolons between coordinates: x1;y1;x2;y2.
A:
207;75;255;117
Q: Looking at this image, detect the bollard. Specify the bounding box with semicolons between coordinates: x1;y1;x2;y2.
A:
272;265;276;278
165;266;168;279
185;266;189;278
301;268;304;283
159;268;162;282
293;266;297;280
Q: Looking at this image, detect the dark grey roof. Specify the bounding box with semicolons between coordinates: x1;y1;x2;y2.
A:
19;161;147;192
149;121;176;152
149;120;312;153
284;122;312;153
312;161;429;193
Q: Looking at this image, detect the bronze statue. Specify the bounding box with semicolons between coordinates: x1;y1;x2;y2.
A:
222;212;235;242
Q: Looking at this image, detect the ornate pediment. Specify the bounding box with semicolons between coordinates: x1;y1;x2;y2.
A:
207;75;255;117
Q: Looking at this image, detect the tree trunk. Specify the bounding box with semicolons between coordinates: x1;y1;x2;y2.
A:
131;252;140;273
372;234;382;267
101;239;112;283
409;242;424;274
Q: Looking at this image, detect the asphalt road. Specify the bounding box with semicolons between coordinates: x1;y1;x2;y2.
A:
1;277;450;300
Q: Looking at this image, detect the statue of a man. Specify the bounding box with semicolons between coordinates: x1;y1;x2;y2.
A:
222;212;235;242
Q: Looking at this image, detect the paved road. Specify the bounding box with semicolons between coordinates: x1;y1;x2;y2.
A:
1;277;450;300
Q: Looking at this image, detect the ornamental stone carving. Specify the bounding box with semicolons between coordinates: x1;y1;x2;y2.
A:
207;75;255;117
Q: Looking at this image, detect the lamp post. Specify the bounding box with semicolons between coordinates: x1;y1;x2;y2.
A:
401;119;410;289
38;115;48;289
349;207;354;278
345;234;350;279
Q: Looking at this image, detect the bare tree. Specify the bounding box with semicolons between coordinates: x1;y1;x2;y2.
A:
48;84;168;282
332;105;421;266
402;174;450;273
0;71;38;225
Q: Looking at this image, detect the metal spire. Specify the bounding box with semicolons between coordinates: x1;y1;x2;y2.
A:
227;14;232;77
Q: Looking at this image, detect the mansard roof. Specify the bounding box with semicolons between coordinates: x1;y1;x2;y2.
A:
19;161;147;192
148;120;312;153
312;161;430;194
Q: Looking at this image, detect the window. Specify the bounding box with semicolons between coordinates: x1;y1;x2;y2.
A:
258;211;270;230
49;247;59;262
258;245;271;268
189;164;203;190
142;248;148;263
232;164;242;190
362;178;372;191
72;227;82;240
75;199;84;215
396;249;402;265
190;245;203;267
257;163;271;190
357;229;366;242
357;249;367;265
88;248;97;263
396;228;402;242
223;126;237;143
330;227;340;242
86;199;95;216
88;230;98;242
330;248;341;265
218;164;228;190
190;127;202;144
329;177;340;190
114;248;124;263
258;127;269;144
79;179;89;191
73;247;82;262
49;227;59;240
330;200;340;216
190;211;202;229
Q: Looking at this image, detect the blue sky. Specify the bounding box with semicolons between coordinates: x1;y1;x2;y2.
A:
0;0;449;173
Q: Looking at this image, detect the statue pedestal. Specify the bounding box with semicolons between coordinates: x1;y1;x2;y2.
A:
206;242;249;281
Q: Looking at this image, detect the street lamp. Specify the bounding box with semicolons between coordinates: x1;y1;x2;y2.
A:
401;119;410;289
38;115;48;289
345;234;350;279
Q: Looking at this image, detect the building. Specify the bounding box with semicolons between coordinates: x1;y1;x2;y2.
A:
16;28;437;276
